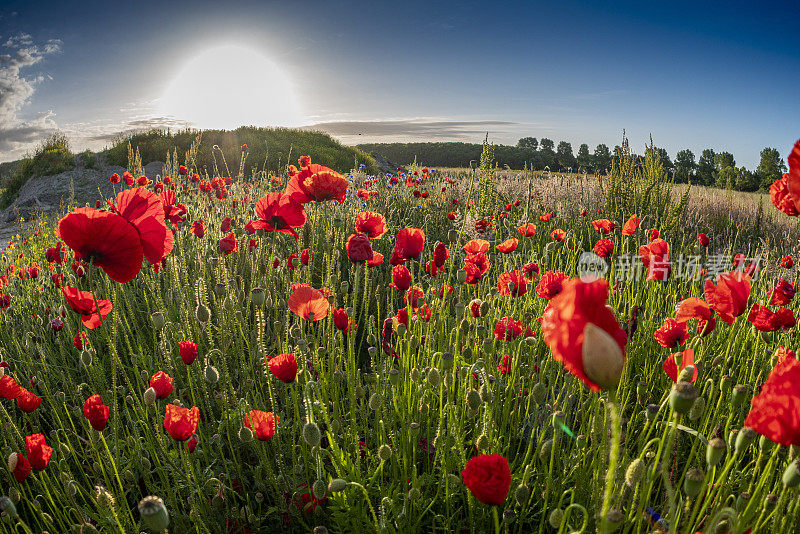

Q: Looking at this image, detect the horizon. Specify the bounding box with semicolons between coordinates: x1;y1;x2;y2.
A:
1;0;799;168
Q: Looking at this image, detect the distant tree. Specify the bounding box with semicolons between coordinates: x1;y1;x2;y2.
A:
697;149;716;186
735;167;760;192
756;147;787;191
674;149;696;183
539;138;555;152
653;147;674;175
576;143;592;172
556;141;576;171
594;144;611;174
713;153;736;188
517;137;538;150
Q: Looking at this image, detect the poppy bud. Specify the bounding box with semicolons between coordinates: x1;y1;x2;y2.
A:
213;283;226;298
151;312;166;331
369;393;382;411
80;349;92;367
447;229;458;242
378;445;392;461
239;426;253;443
250;288;266;307
138;496;169;532
688;396;705;421
388;369;400;386
759;435;776;453
0;496;16;519
669;382;697;414
476;433;490;450
313;527;328;534
204;366;219;384
462;346;473;360
735;427;757;455
706;437;726;467
144;387;157;406
313;479;327;500
410;368;420;382
195;304;211;323
514;484;530;506
783;460;800;487
736;492;751;512
601;509;624;532
463;390;481;412
646;403;659;421
7;453;18;472
94;486;115;508
677;365;696;383
683;468;705;497
731;385;749;409
456;269;468;283
481;338;493;355
548;508;564;528
625;458;645;487
427;368;441;388
581;323;625;390
328;478;348;493
441;352;454;370
539;438;553;460
303;422;321;447
532;382;547;405
396;324;407;337
479;383;491;403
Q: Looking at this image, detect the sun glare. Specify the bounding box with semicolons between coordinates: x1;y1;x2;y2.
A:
158;44;304;130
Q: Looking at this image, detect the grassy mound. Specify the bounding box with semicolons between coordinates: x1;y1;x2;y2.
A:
105;126;378;176
0;133;75;209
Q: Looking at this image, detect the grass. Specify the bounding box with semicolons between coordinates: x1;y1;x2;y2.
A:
0;133;75;210
0;142;799;533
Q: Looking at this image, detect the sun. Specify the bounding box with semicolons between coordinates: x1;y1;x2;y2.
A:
158;44;304;130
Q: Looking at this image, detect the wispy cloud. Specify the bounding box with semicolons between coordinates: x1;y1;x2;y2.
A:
305;118;521;144
0;32;62;158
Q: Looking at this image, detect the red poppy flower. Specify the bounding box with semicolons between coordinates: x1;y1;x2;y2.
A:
674;297;717;336
495;238;518;254
461;454;512;505
110;173;120;184
535;270;568;300
777;308;797;329
775;346;796;363
522;262;540;281
463;253;490;284
244;410;278;441
540;212;553;222
288;284;329;321
62;286;112;329
73;330;88;349
770;140;800;216
494;316;524;341
390;265;412;290
551;229;566;242
346;233;374;263
639;238;671;280
592;219;616;234
56;207;145;283
11;453;31;483
286;160;348;203
698;233;711;247
367;251;384;267
179;341;198;365
220;216;232;232
541;278;627;391
621;215;640;236
267;353;298;383
247;193;307;239
433;242;449;267
112;187;174;266
300;248;313;265
0;374;21;399
769;278;796;306
287;253;299;270
150;371;173;399
663;348;698;383
517;223;536;237
218;232;238;255
355;211;387;239
82;394;110;431
447;212;456;220
654;317;689;348
744;356;800;446
164;404;199;441
333;308;355;334
498;354;511;375
26;433;52;470
704;271;751;325
463;239;489;256
781;255;793;269
45;242;66;264
391;228;425;264
16;387;42;413
593;238;614;258
191;220;207;237
498;270;527;297
748;303;790;332
123;171;134;186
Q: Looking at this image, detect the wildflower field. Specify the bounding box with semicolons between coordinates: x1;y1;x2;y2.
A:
2;135;800;534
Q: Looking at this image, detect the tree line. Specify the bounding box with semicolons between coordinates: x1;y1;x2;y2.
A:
358;138;788;192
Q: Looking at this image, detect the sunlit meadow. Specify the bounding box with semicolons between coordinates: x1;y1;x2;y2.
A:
1;133;800;534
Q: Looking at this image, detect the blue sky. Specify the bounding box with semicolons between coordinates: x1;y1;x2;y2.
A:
0;0;798;167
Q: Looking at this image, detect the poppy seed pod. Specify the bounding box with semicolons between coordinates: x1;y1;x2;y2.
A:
447;229;458;242
456;269;468;283
706;437;726;467
441;352;454;370
688;396;706;421
764;493;778;510
427;368;441;388
138;496;169;532
783;460;800;487
514;484;530;506
303;422;321;447
0;496;17;519
625;458;646;487
532;382;547;405
378;445;392;461
143;387;157;406
581;323;625;390
250;288;266;307
548;508;564;529
669;382;697;414
195;304;211;323
677;365;696;383
601;509;624;532
735;427;757;455
328;478;348;493
683;468;705;497
151;312;166;331
646;403;659;421
313;479;327;501
731;385;749;409
388;369;400;386
736;492;751;512
466;390;482;410
313;527;328;534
